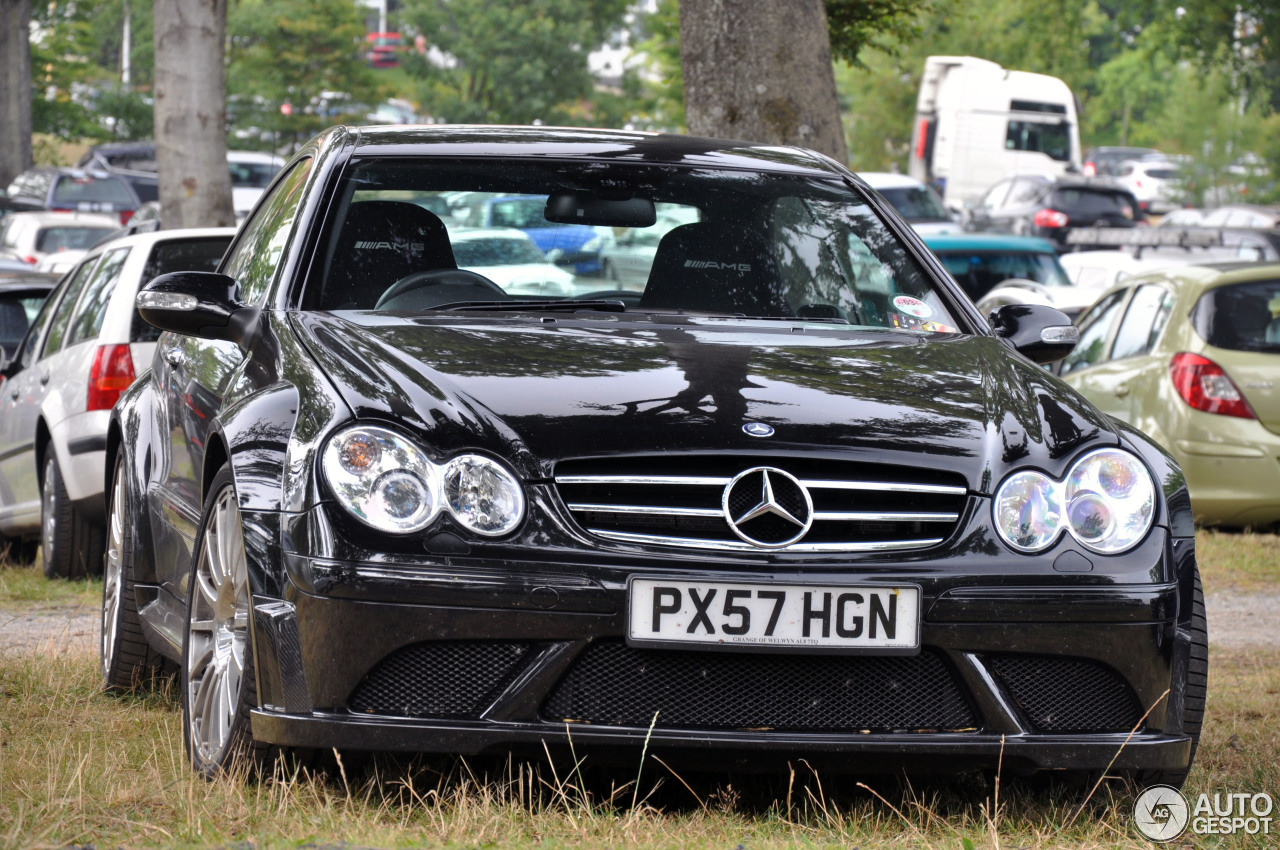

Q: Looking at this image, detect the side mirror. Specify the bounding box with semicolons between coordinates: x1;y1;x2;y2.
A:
136;271;258;346
989;304;1078;364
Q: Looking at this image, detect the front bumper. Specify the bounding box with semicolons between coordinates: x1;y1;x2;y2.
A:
244;518;1198;774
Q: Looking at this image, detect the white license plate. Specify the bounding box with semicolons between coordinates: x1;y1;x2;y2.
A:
627;578;920;652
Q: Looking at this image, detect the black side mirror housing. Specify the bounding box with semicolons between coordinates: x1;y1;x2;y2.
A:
136;271;258;346
989;304;1079;364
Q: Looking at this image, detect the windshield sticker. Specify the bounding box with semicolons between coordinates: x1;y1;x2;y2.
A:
893;295;932;318
891;312;957;334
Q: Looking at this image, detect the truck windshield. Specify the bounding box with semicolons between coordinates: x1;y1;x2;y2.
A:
1005;120;1072;162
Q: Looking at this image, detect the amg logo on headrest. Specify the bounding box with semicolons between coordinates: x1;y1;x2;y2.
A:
684;260;751;272
354;241;425;251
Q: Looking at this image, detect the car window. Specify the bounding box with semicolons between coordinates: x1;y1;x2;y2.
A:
1048;189;1133;217
132;236;234;343
35;226;119;253
222;157;313;306
67;247;130;346
1005;178;1046;206
979;180;1013;210
51;175;136;205
40;257;100;359
936;250;1070;301
877;185;950;222
0;294;37;355
0;218;25;250
1005;120;1071;162
1189;279;1280;352
12;286;63;370
1110;284;1174;360
1060;290;1128;374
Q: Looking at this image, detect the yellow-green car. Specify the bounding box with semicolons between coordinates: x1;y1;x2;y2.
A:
1059;261;1280;528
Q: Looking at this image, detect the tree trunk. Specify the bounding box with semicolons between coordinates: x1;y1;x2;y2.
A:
0;0;34;190
153;0;234;229
680;0;848;163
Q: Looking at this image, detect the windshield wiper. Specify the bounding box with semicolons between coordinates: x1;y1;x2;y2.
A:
431;299;627;313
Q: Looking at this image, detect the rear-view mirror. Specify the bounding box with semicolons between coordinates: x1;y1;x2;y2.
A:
136;271;258;347
989;303;1079;364
545;191;656;227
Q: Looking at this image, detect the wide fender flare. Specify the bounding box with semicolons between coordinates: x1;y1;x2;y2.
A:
206;382;301;514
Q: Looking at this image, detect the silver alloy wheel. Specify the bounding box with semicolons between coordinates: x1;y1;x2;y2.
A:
100;463;125;678
41;457;57;557
185;485;249;765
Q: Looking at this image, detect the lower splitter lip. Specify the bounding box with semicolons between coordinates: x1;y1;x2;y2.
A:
250;710;1193;770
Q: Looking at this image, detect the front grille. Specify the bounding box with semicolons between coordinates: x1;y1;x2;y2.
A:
987;654;1142;733
348;641;529;718
543;640;976;732
555;455;967;554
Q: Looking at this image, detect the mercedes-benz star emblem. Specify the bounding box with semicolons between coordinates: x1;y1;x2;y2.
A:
742;422;774;438
722;467;813;548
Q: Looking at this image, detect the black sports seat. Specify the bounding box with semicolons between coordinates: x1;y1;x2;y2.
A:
323;201;456;309
638;222;789;316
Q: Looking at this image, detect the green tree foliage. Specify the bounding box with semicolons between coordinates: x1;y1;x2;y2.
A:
226;0;389;145
396;0;629;124
826;0;932;67
30;0;109;139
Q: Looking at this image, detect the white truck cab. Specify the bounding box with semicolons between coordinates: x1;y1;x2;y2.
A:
908;56;1082;211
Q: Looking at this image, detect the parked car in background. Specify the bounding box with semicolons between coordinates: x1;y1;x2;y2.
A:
105;126;1201;790
0;228;235;578
0;211;122;266
1059;250;1185;293
923;232;1087;314
1114;157;1185;214
0;269;57;362
75;141;159;203
34;250;87;277
1157;208;1205;228
1060;262;1280;528
6;168;142;226
965;175;1144;251
1082;146;1163;178
365;31;403;67
860;172;961;236
447;227;576;296
456;193;607;274
1198;204;1280;229
228;150;285;219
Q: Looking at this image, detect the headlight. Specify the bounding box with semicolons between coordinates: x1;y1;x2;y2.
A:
322;425;525;536
993;448;1155;554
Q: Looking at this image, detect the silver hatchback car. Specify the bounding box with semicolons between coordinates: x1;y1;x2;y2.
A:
0;228;235;576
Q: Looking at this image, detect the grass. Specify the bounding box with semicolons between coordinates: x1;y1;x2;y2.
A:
1195;529;1280;594
0;529;1275;848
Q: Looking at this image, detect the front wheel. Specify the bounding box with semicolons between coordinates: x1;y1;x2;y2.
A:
181;464;274;778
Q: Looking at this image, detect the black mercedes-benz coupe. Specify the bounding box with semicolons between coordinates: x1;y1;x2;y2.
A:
103;125;1205;785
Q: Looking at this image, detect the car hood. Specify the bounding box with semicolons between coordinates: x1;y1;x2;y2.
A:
291;312;1118;493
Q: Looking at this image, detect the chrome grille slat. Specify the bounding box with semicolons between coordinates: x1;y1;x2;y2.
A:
555;458;967;555
589;529;946;553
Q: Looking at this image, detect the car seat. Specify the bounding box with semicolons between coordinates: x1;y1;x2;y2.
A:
639;222;789;316
322;201;457;309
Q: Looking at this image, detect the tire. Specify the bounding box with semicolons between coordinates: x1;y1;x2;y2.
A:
41;453;106;579
181;464;278;778
1131;566;1208;790
101;454;165;693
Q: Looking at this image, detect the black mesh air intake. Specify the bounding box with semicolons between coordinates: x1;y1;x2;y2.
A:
543;640;976;732
987;654;1142;733
348;641;530;718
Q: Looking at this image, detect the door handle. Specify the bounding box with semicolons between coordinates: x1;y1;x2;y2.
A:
1114;384;1130;398
8;390;17;400
165;349;185;368
38;374;49;386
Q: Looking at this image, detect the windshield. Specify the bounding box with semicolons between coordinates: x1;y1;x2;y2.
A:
35;226;119;252
450;234;547;266
308;158;964;334
51;175;135;205
935;250;1071;301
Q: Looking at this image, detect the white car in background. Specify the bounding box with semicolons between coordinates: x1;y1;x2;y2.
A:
0;227;235;577
447;227;576;296
859;172;961;236
1114;157;1185;214
227;150;286;219
0;211;121;267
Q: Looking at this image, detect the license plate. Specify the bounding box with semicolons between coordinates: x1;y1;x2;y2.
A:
627;578;920;653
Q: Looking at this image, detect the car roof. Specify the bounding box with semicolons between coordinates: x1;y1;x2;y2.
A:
922;233;1058;253
227;150;285;165
78;226;238;258
0;271;59;291
344;125;841;176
